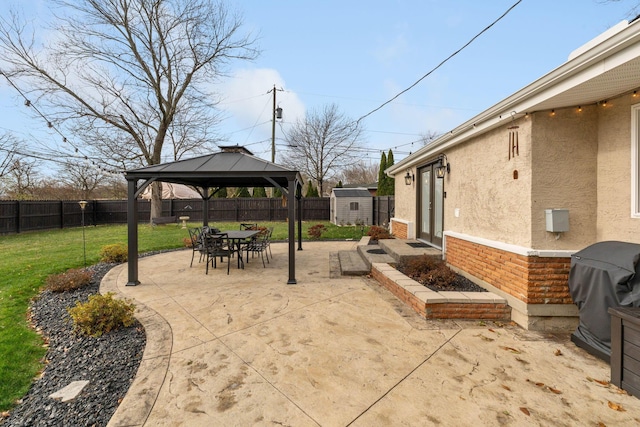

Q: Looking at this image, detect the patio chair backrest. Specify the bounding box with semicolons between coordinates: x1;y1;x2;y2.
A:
240;222;258;230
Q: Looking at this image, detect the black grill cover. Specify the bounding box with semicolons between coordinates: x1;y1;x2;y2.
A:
568;241;640;359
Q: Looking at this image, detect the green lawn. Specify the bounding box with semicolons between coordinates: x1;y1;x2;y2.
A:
0;220;368;411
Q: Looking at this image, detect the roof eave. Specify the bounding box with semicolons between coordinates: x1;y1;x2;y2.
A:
388;19;640;175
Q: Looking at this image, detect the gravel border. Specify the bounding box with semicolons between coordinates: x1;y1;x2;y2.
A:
1;263;146;427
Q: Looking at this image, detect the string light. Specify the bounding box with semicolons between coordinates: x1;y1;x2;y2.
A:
1;72;123;175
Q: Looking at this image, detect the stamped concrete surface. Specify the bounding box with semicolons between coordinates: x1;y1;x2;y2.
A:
101;241;640;426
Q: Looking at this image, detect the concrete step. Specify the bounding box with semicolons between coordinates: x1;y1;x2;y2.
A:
378;239;441;263
337;250;370;276
356;244;395;270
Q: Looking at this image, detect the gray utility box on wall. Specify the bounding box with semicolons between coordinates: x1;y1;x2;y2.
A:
545;209;569;232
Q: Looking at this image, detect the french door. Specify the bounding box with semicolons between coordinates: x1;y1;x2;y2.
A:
418;163;444;247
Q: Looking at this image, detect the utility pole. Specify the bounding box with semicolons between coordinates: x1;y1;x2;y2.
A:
268;85;283;163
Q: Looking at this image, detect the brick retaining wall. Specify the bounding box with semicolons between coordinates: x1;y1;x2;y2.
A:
371;263;511;321
390;219;408;239
446;236;572;305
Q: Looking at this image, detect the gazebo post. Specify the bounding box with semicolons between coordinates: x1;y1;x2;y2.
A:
126;179;140;286
297;188;303;251
203;186;209;227
287;178;297;284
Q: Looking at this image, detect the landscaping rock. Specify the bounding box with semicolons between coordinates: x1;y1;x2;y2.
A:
2;263;145;427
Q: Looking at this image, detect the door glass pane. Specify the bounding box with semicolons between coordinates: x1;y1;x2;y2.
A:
421;168;431;236
434;175;444;239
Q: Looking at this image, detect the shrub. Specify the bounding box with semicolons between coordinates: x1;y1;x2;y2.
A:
398;254;457;289
45;268;93;293
398;254;439;276
68;292;136;337
308;224;327;239
367;225;391;241
100;243;128;263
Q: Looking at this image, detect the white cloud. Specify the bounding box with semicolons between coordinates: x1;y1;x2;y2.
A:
216;68;306;156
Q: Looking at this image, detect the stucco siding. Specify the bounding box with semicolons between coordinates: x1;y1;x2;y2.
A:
530;106;598;249
444;118;533;247
392;167;417;235
597;93;640;242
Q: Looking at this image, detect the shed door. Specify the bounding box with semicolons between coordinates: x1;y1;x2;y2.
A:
418;163;444;247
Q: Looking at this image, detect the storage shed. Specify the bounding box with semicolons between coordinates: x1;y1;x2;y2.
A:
330;188;372;226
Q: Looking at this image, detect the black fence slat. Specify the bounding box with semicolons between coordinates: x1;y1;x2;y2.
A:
0;196;392;234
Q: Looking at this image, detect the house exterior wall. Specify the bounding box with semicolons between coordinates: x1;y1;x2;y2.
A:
392;168;417;237
444;118;534;247
598;94;640;241
530;106;599;249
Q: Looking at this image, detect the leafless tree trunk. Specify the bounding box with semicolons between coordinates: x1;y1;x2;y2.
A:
281;104;364;197
0;0;258;220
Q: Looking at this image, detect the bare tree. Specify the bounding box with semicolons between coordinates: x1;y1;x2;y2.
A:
0;132;19;178
0;0;258;219
281;104;364;196
420;130;439;146
3;157;40;199
337;161;379;186
60;161;107;200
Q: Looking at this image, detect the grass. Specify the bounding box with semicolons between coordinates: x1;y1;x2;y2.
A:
0;220;369;411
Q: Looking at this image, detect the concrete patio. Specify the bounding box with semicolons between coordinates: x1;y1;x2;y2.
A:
101;241;640;426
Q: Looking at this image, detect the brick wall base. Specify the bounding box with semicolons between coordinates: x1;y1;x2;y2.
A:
446;236;572;305
390;219;408;239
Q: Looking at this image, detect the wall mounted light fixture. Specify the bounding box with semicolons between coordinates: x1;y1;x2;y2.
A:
404;169;414;185
436;154;450;179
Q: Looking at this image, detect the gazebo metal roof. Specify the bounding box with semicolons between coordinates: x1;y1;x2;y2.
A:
123;150;304;286
125;151;302;189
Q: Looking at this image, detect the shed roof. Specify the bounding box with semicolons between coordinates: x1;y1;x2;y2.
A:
332;188;372;198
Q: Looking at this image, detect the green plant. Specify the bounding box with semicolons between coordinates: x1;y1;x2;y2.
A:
67;292;136;337
100;243;128;263
45;268;93;293
367;225;391;240
308;224;327;239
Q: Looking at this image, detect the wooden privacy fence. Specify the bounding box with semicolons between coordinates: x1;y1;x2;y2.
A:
0;196;393;234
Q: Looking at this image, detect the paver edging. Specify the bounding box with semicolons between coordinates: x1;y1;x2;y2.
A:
370;263;511;321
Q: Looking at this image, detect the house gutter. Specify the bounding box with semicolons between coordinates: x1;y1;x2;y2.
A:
387;18;640;176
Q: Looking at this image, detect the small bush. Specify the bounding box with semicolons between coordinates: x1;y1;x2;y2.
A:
367;225;391;241
398;254;439;276
398;254;457;289
308;224;327;239
100;243;128;263
68;292;136;337
45;268;93;293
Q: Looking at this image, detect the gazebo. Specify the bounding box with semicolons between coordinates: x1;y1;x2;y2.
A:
124;147;304;285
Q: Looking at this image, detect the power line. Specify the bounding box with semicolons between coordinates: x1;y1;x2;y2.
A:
355;0;523;125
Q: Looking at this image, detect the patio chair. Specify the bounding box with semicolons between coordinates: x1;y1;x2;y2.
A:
265;227;274;259
188;227;206;267
246;229;270;268
240;223;258;230
205;233;232;275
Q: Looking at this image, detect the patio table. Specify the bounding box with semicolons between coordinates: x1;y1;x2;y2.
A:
220;229;261;268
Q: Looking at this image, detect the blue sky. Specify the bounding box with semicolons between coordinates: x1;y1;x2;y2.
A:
1;0;639;172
